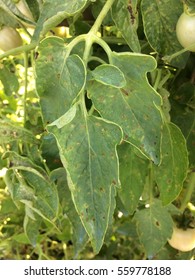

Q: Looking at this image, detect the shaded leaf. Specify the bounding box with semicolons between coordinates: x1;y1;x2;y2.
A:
154;123;189;205
141;0;189;68
32;0;88;41
112;0;140;52
48;105;122;253
135;200;173;257
0;119;38;145
117;143;149;214
24;213;41;246
3;153;59;222
91;64;126;88
0;65;19;95
35;37;86;125
88;52;163;164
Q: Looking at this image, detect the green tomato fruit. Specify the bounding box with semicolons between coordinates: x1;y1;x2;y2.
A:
168;226;195;252
176;12;195;52
0;26;23;51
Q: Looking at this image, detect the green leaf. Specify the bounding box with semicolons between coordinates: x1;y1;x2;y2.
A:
50;168;89;257
112;0;141;52
0;119;38;145
154;123;189;205
0;65;19;96
117;143;149;214
48;105;122;253
88;52;163;164
91;64;126;88
3;153;59;222
141;0;188;68
135;200;173;257
35;37;86;125
24;214;41;246
32;0;88;41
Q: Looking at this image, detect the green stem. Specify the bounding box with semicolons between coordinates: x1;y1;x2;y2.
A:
23;51;28;124
180;171;195;212
90;0;116;34
0;42;37;60
153;69;162;91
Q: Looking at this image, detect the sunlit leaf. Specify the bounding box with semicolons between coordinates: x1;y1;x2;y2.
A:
48;105;122;253
35;37;86;125
88;52;163;164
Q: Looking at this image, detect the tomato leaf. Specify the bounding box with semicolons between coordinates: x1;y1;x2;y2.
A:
35;37;86;125
154;123;189;205
141;0;189;68
50;168;89;257
48;105;122;253
117;143;149;214
32;0;87;41
112;0;141;52
135;200;173;257
91;64;126;88
88;52;163;164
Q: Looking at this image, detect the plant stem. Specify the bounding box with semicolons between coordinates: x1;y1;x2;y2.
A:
90;0;116;34
23;51;28;124
180;171;195;212
0;42;37;60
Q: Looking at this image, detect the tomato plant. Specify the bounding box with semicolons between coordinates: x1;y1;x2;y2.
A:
0;0;194;260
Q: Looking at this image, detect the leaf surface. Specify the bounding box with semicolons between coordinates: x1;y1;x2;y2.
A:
135;200;173;257
48;106;122;253
112;0;140;52
88;52;163;164
35;37;86;125
118;143;149;214
154;123;189;204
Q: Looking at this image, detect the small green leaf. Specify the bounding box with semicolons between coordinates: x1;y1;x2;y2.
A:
35;37;86;125
0;65;19;96
135;200;173;257
91;64;126;88
48;105;122;253
154;123;189;205
112;0;141;52
118;143;149;214
24;214;41;246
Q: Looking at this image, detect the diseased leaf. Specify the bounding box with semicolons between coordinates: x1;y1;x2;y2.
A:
24;213;41;246
154;123;189;205
141;0;189;68
0;65;19;95
112;0;140;52
48;105;122;253
0;119;38;145
32;0;88;41
91;64;126;88
35;37;86;125
135;200;173;257
88;52;163;164
117;143;149;214
50;168;89;257
3;152;59;222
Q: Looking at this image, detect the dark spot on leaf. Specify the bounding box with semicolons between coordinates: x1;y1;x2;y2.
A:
2;130;7;135
127;2;136;24
57;73;60;79
112;180;117;185
155;221;160;227
121;89;129;96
